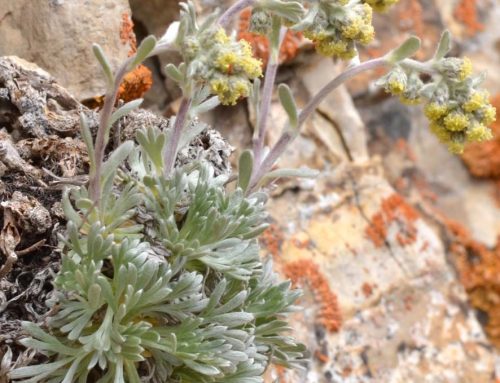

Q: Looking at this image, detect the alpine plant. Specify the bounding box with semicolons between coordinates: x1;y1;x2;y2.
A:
8;0;495;382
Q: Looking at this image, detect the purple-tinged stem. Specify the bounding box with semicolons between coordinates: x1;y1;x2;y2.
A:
218;0;255;28
298;58;388;127
252;27;286;166
89;58;132;204
163;97;192;177
250;58;390;191
249;131;293;192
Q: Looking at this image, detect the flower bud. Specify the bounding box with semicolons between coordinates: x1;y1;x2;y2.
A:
249;8;273;35
382;67;408;96
438;57;473;82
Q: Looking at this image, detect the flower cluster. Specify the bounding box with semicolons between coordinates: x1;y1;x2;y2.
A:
383;66;423;105
381;57;496;153
183;28;263;105
363;0;400;12
210;29;263;105
301;2;375;58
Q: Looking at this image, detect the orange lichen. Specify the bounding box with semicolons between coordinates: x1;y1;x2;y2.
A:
395;138;417;163
283;259;342;332
238;8;303;68
259;224;284;260
365;193;420;248
118;65;154;103
494;180;500;208
462;94;500;179
117;12;153;103
446;219;500;348
120;12;137;51
397;0;424;38
454;0;484;36
361;282;373;298
314;350;329;364
274;365;288;383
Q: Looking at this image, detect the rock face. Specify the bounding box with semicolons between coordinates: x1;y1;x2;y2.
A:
0;0;133;100
263;163;498;382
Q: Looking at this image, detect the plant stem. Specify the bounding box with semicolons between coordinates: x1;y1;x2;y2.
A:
218;0;256;28
399;58;436;74
89;58;132;204
249;131;294;192
252;27;286;166
298;57;388;127
163;97;192;177
250;57;390;191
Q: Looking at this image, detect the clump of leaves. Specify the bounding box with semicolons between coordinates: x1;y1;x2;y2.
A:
10;152;304;382
7;0;495;382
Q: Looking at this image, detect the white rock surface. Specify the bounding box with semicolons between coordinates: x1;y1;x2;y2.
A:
264;163;499;382
0;0;132;99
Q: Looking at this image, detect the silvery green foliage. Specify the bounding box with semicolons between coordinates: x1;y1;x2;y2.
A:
10;125;306;383
8;3;308;379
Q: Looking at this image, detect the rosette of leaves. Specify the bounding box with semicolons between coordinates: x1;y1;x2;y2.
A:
9;122;306;383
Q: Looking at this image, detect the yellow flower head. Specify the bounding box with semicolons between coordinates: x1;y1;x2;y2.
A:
359;24;375;44
384;68;408;95
305;3;373;58
466;122;493;142
215;42;262;78
207;31;262;105
480;105;497;126
342;18;364;39
429;122;451;142
210;77;250;106
315;38;355;58
215;28;230;44
216;51;239;73
341;7;374;43
443;112;469;132
459;57;473;81
387;79;405;95
424;102;448;121
400;95;422;105
463;91;489;113
447;140;465;154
